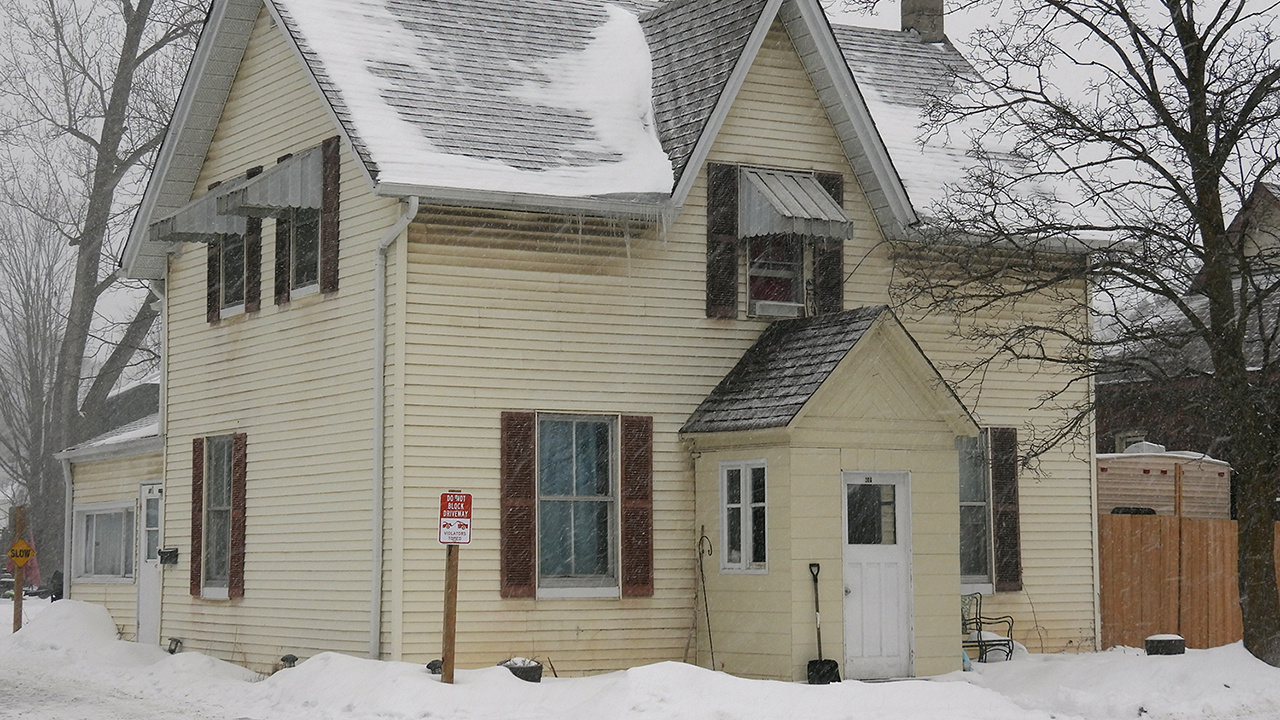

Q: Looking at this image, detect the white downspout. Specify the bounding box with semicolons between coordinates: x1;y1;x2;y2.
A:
370;196;418;659
61;457;73;598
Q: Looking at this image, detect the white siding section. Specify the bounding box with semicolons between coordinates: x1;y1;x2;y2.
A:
68;452;162;641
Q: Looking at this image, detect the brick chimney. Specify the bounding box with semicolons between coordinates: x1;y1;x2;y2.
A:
901;0;945;42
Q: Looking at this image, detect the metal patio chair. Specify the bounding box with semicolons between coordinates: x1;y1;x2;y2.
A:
961;592;1015;662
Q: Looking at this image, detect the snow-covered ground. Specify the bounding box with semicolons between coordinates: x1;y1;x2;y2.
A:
3;600;1280;720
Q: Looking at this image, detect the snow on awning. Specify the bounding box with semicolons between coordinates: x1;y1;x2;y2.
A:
148;177;250;243
739;168;851;240
218;146;322;218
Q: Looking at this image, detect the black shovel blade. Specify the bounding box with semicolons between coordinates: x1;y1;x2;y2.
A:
807;659;841;684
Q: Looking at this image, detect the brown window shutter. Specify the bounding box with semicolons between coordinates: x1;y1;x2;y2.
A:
274;212;292;305
244;218;262;313
811;240;843;315
815;172;844;206
243;167;264;313
190;438;205;596
989;427;1023;592
229;433;248;598
813;172;844;315
319;135;341;294
206;240;221;323
706;163;738;318
620;415;654;597
500;412;537;598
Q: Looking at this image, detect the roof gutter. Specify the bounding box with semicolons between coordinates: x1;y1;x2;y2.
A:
373;182;673;224
370;195;418;659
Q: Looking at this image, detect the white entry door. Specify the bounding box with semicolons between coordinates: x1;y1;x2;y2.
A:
842;471;912;679
137;483;163;645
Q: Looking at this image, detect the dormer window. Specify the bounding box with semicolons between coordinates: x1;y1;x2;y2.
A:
705;164;849;319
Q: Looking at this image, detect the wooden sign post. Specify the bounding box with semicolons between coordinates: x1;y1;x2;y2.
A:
438;492;472;684
7;506;32;633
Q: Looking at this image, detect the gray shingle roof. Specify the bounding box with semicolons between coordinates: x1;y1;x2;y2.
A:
682;305;886;433
271;0;674;197
828;24;975;214
641;0;770;183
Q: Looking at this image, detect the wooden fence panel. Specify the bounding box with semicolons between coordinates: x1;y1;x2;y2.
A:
1099;514;1179;649
1178;519;1242;648
1100;516;1280;649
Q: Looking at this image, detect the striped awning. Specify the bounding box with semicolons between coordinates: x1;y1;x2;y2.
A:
739;168;851;240
148;177;250;243
217;146;322;218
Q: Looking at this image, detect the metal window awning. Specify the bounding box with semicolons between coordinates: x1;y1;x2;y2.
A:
147;176;251;244
739;168;851;240
218;146;322;218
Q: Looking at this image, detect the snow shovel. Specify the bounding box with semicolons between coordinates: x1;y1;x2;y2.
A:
807;563;841;684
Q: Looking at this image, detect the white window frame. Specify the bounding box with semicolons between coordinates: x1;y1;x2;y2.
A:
535;413;620;599
720;459;768;574
286;206;321;294
72;500;137;583
202;434;234;599
217;231;248;319
958;433;995;595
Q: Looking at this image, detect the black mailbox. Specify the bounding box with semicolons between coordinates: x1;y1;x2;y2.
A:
158;548;179;565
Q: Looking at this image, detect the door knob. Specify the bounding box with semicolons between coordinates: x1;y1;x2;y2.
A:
844;587;851;596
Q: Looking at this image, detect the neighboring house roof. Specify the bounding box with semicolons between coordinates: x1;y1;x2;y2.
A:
55;413;162;463
123;0;921;279
683;305;974;434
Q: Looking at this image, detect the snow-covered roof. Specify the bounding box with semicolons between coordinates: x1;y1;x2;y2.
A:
1095;441;1229;466
55;413;162;462
829;25;974;215
275;0;673;199
123;0;961;278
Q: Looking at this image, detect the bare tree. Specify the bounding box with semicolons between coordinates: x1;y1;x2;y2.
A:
0;0;203;571
843;0;1280;662
0;202;73;517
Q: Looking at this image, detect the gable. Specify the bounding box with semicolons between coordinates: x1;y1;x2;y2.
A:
196;7;336;190
794;315;976;438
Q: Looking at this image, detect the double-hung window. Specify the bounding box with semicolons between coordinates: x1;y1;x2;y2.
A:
537;415;616;592
203;435;234;591
721;460;766;572
957;428;1022;593
192;433;247;599
499;412;654;599
74;502;136;581
217;233;247;312
281;207;321;294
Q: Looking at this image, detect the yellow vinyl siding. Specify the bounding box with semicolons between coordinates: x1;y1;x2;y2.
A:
68;451;162;640
689;318;972;680
902;298;1098;653
162;7;401;670
148;5;1096;674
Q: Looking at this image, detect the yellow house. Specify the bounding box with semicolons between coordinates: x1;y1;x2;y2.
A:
102;0;1097;678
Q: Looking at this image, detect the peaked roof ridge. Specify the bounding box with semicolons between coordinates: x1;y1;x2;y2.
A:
641;0;771;183
681;305;889;434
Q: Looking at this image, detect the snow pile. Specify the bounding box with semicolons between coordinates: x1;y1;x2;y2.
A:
969;643;1280;719
6;600;1280;719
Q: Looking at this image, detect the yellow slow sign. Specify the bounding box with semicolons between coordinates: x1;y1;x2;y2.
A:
7;538;33;567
